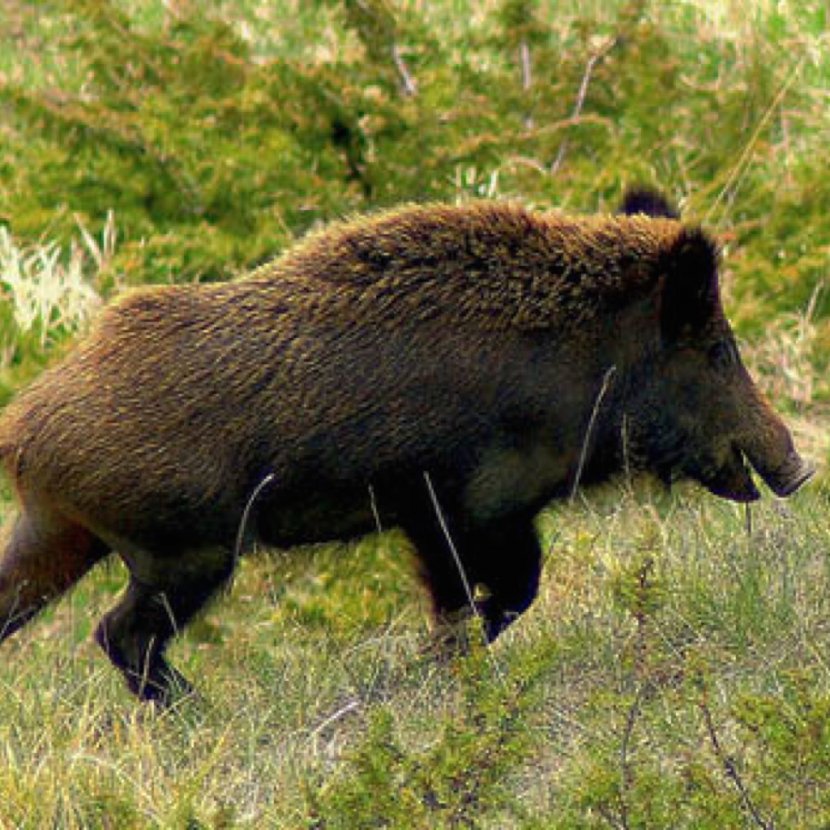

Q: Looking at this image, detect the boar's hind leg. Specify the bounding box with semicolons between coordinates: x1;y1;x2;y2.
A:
95;549;233;704
0;503;110;642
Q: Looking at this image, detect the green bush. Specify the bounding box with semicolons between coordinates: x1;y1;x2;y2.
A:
304;648;534;829
3;0;825;314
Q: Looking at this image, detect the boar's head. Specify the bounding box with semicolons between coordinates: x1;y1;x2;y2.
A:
628;228;813;502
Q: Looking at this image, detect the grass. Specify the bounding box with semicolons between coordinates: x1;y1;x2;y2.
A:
0;215;111;402
1;487;830;827
0;0;829;826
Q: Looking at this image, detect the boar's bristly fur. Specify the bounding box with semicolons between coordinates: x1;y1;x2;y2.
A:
0;198;812;703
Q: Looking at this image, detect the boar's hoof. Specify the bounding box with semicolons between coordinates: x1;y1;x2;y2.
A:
130;660;195;707
96;623;194;706
422;609;479;658
482;609;521;643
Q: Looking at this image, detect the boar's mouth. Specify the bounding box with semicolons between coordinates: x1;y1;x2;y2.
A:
700;445;815;502
699;445;761;503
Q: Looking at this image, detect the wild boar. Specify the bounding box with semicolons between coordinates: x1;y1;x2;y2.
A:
0;190;813;703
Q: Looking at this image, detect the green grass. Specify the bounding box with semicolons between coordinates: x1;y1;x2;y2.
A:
1;0;828;308
1;487;830;827
0;0;829;826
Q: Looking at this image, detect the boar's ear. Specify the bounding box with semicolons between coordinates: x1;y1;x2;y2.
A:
619;186;680;219
659;228;720;342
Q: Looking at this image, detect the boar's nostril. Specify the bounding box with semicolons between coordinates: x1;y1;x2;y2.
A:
768;456;815;498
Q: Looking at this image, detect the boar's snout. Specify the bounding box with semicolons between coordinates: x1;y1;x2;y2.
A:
751;447;814;498
702;438;812;503
678;371;814;503
741;404;815;498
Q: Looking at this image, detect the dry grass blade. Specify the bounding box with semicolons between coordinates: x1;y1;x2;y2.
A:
0;222;107;352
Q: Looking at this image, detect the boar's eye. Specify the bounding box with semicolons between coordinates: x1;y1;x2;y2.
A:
708;339;739;372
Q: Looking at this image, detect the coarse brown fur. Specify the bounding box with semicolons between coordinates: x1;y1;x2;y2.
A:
0;194;811;703
0;203;685;543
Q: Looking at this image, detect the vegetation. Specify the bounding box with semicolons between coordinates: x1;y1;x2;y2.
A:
0;0;828;826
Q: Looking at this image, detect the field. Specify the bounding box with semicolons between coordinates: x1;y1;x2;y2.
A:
0;1;829;827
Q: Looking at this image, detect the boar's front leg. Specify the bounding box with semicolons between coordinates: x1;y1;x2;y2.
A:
400;491;541;644
95;547;234;704
465;514;542;641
